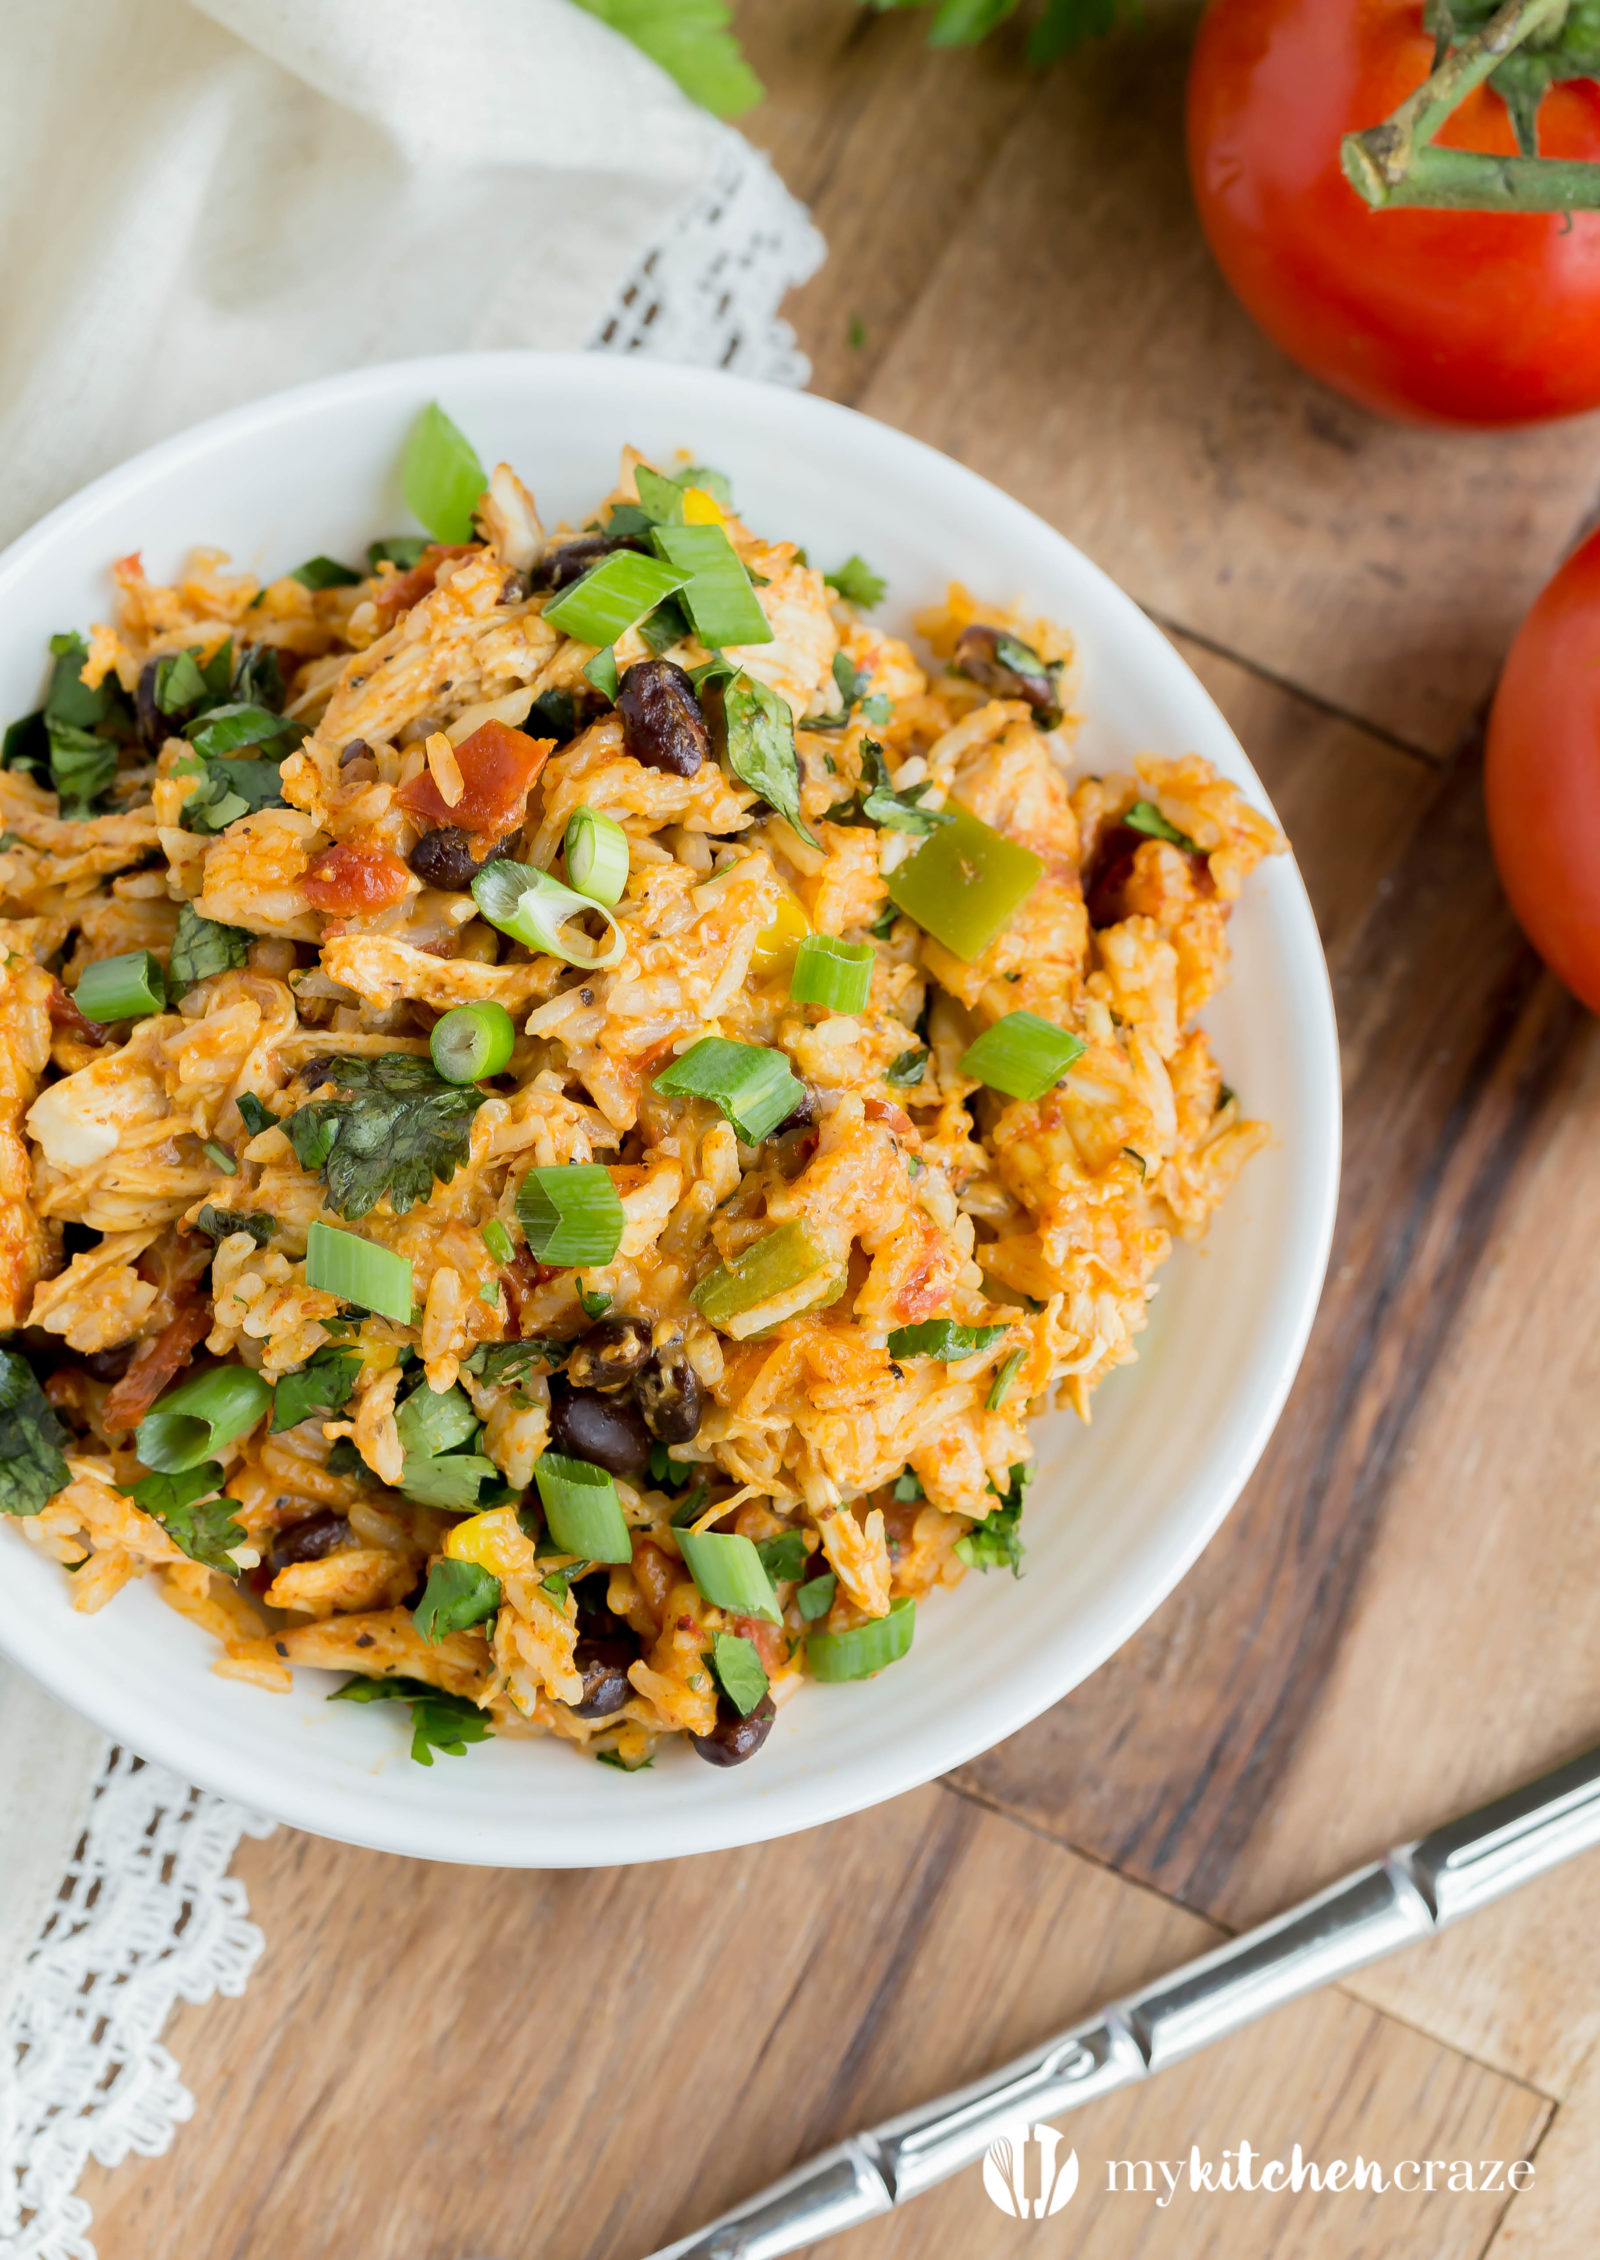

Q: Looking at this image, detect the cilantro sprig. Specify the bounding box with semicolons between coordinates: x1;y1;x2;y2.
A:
286;1053;489;1221
121;1460;249;1574
0;1349;70;1518
954;1460;1033;1577
329;1674;493;1765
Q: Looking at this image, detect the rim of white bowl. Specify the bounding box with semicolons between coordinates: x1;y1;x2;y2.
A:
0;353;1340;1865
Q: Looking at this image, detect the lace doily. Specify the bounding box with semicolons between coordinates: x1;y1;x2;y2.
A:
0;125;820;2260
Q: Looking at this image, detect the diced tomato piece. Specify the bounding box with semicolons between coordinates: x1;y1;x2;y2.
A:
102;1302;212;1434
733;1614;790;1673
46;977;112;1048
398;718;551;837
371;543;478;621
303;839;412;915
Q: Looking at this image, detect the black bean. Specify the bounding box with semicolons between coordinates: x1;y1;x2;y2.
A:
266;1509;352;1577
133;659;173;755
338;737;374;769
691;1692;776;1767
953;624;1059;716
635;1344;705;1445
499;571;530;604
547;1376;651;1477
532;534;643;594
571;1634;636;1719
83;1343;136;1383
616;660;709;778
406;825;518;892
774;1083;818;1134
566;1317;653;1392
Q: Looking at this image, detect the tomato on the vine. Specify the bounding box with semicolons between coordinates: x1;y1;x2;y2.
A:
1187;0;1600;426
1487;530;1600;1012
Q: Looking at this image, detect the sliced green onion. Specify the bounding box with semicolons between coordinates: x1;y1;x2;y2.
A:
789;934;874;1014
534;1451;633;1562
886;802;1044;962
564;807;630;907
402;402;486;545
136;1364;272;1474
541;552;689;647
413;1558;500;1642
481;1219;515;1266
677;1528;781;1623
429;1000;515;1084
959;1011;1086;1103
654;1036;803;1143
1125;799;1201;854
470;858;624;970
201;1140;237;1175
74;951;166;1023
290;555;362;590
649;523;771;648
709;1630;769;1716
887;1320;1008;1363
797;1571;836;1622
987;1348;1026;1410
808;1595;915;1681
584;646;621;702
304;1220;414;1323
691;1220;841;1334
516;1164;624;1266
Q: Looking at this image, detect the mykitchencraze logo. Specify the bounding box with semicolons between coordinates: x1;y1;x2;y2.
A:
981;2129;1534;2216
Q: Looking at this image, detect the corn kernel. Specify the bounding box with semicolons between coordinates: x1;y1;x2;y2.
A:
750;882;811;975
443;1504;534;1579
681;486;723;527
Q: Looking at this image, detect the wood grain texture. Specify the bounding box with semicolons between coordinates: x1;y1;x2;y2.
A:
78;1787;1549;2260
782;10;1600;756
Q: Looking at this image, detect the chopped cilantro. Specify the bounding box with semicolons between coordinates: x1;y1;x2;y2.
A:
797;1571;835;1621
885;1047;926;1088
290;556;362;590
325;1437;371;1483
1124;799;1201;856
285;1052;489;1221
123;1460;248;1574
394;1377;498;1509
413;1558;501;1643
328;1674;493;1765
175;751;290;834
578;1281;613;1321
195;1204;276;1246
272;1345;360;1433
892;1467;924;1503
756;1529;809;1583
367;535;430;572
596;1746;654;1771
169;901;251;994
826;556;887;609
567;0;762;118
463;1340;568;1391
707;1630;769;1716
236;1092;275;1138
0;1349;70;1517
955;1460;1033;1577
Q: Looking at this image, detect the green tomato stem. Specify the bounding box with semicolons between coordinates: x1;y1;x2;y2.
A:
1342;0;1598;212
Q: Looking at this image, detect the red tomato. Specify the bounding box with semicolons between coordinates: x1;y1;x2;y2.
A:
1187;0;1600;425
1487;530;1600;1012
303;839;412;915
398;718;550;838
372;543;479;620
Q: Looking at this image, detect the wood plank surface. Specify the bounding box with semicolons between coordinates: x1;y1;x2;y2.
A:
76;5;1600;2258
80;1787;1550;2260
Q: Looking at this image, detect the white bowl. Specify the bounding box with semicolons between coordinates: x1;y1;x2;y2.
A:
0;353;1339;1866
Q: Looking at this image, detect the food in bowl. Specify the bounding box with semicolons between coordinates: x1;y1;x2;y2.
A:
0;408;1281;1772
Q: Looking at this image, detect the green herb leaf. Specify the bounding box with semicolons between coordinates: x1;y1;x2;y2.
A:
402;403;486;545
231;645;285;711
755;1529;809;1583
393;1377;498;1509
1;710;48;782
155;649;210;714
124;1460;248;1574
797;1571;835;1621
986;1347;1026;1410
195;1204;275;1246
596;1746;655;1771
0;1349;70;1517
175;752;289;834
48;720;118;817
857;740;951;837
236;1092;275;1138
887;1320;1009;1362
272;1345;361;1433
567;0;763;118
578;1282;613;1321
368;535;431;572
1124;798;1202;855
716;670;816;848
893;1467;924;1503
413;1558;501;1643
462;1340;568;1391
286;1053;489;1220
328;1674;493;1764
954;1459;1033;1576
185;703;304;762
169;901;251;994
290;555;363;590
826;556;887;608
885;1048;926;1088
708;1629;770;1716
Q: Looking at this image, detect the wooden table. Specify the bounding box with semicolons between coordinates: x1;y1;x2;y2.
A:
82;8;1600;2255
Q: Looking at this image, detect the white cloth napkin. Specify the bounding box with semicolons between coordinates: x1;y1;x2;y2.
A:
0;0;767;2057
